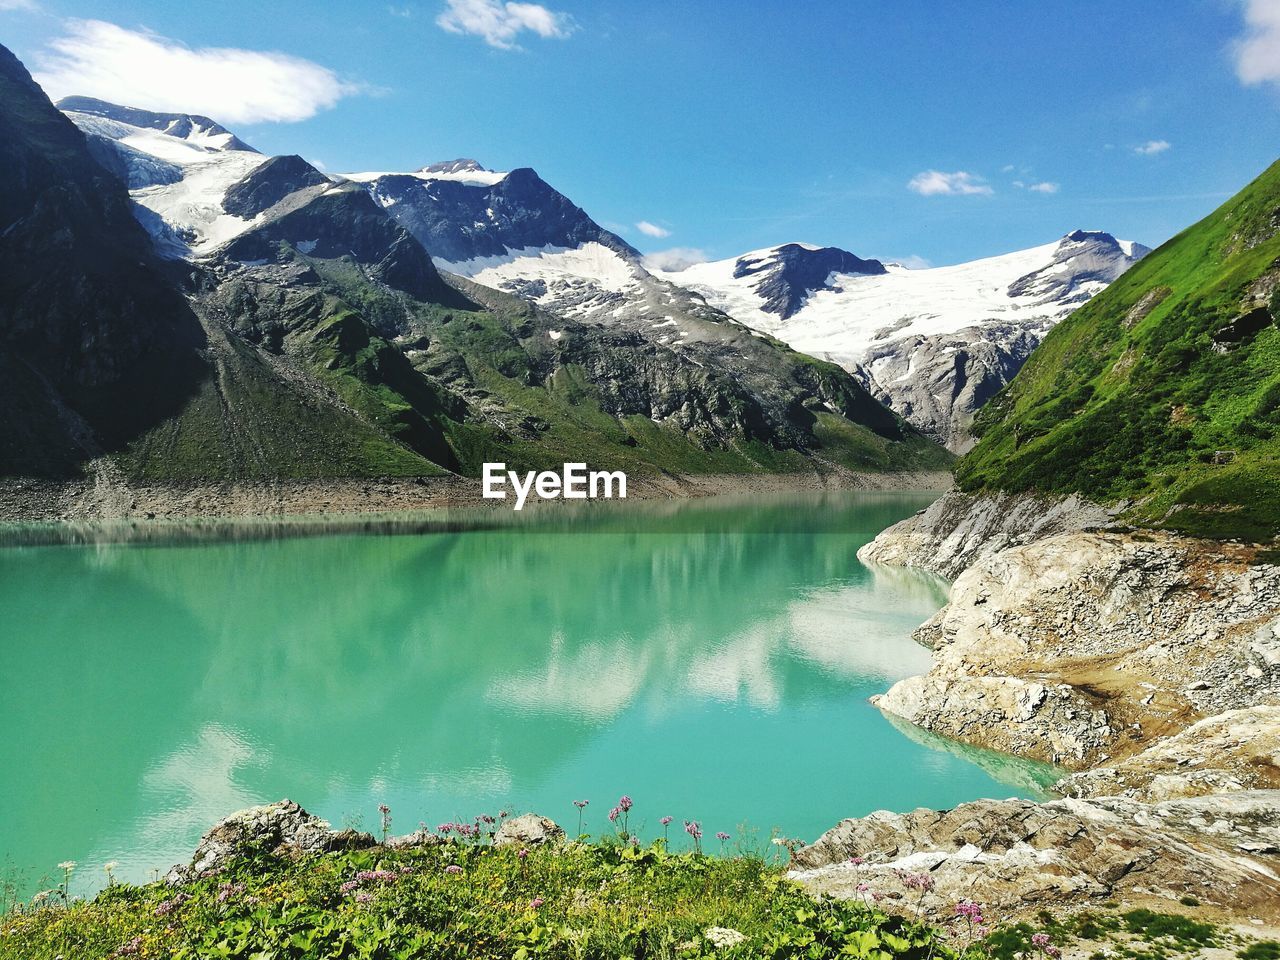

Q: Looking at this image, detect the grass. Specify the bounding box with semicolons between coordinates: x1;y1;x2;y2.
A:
956;155;1280;542
0;841;958;960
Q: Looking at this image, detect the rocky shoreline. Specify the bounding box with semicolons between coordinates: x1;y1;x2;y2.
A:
795;488;1280;928
0;468;952;523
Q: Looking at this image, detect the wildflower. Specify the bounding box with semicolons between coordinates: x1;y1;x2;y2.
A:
573;800;589;809
660;816;673;826
608;806;620;823
154;893;188;916
113;936;143;957
529;896;544;909
437;823;455;834
355;892;374;904
1046;948;1061;958
856;882;870;893
355;870;398;884
977;927;991;939
378;804;390;814
57;861;76;872
705;927;748;949
684;820;702;840
478;814;496;825
629;835;639;845
518;848;529;859
716;832;730;842
103;861;119;881
1032;934;1052;949
955;899;985;923
897;870;935;892
444;864;463;875
848;855;865;865
618;795;633;812
399;865;414;875
216;882;245;904
499;810;510;818
339;881;360;894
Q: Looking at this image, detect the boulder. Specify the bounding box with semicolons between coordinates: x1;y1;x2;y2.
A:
493;813;565;848
165;800;374;883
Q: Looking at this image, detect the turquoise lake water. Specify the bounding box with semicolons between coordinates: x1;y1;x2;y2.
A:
0;492;1056;898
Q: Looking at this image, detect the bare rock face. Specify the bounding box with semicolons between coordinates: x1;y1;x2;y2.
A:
1059;705;1280;801
872;530;1280;769
493;813;565;848
166;800;375;883
857;490;1116;580
789;792;1280;923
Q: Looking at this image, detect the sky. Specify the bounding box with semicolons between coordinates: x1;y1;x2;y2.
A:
4;0;1280;267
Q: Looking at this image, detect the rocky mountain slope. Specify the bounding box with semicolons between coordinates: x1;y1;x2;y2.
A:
0;61;951;502
660;233;1149;451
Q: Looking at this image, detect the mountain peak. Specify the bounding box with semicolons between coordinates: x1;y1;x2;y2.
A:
1063;228;1115;243
732;243;887;319
420;158;487;175
55;96;258;153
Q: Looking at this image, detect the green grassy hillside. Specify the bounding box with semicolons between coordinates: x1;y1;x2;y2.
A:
957;158;1280;542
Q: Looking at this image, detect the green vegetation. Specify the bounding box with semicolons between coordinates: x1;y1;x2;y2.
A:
957;157;1280;542
988;908;1231;960
2;842;959;960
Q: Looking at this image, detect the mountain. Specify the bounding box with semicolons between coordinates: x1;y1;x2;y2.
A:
956;158;1280;542
659;233;1149;451
57;96;259;152
0;46;213;476
342;160;942;458
3;70;948;493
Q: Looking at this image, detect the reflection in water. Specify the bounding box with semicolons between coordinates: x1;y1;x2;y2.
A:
0;493;1056;898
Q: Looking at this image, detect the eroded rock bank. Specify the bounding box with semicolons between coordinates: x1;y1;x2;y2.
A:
789;791;1280;924
797;490;1280;925
872;529;1280;769
855;489;1117;580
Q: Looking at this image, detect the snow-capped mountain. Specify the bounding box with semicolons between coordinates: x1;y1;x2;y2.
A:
58;97;273;256
658;232;1150;450
347;160;740;351
45;94;938;479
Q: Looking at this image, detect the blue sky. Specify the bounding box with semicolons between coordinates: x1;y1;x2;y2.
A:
5;0;1280;266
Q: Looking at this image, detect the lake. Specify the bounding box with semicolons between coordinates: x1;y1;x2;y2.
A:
0;492;1056;898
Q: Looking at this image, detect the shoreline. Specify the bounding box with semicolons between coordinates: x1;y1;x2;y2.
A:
0;468;953;525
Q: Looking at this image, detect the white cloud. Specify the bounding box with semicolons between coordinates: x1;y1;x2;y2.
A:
0;0;40;11
635;220;671;238
1133;139;1171;156
1235;0;1280;87
33;20;358;124
1025;181;1059;193
907;170;993;197
437;0;573;50
642;247;709;272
